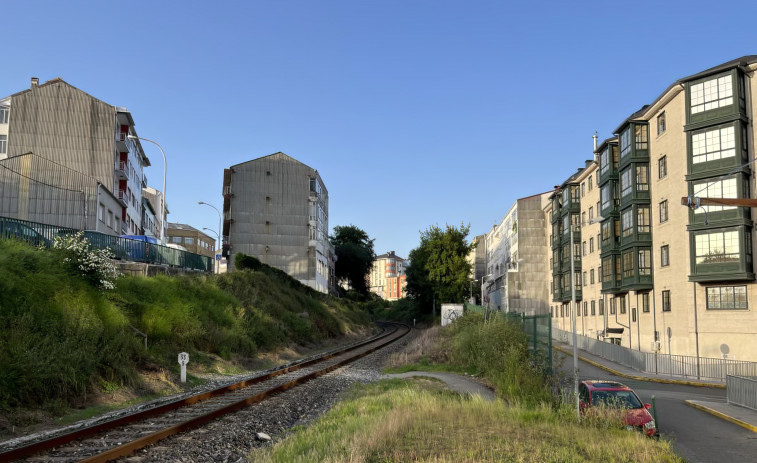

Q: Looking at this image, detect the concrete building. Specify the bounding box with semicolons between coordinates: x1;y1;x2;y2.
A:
222;152;336;294
483;192;552;315
369;251;407;300
0;151;122;234
166;222;215;259
0;77;153;236
548;55;757;361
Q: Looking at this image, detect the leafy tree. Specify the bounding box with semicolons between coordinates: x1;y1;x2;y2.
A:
330;225;376;295
405;223;476;313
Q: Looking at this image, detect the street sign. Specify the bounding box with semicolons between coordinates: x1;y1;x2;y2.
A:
178;352;189;383
215;254;222;261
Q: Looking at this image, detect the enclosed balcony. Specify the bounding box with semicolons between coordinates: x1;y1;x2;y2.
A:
599;181;620;218
619;205;652;248
600;218;620;253
601;253;622;293
620;247;653;290
689;226;754;282
686;120;749;177
688;173;752;226
618;163;650;208
598;141;619;185
618;122;649;170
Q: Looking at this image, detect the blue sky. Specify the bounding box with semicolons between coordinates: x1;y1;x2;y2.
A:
3;1;756;259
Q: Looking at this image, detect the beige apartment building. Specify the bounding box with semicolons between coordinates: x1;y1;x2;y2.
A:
548;55;757;362
369;251;407;300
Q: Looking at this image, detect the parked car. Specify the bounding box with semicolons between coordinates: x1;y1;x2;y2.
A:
578;380;658;437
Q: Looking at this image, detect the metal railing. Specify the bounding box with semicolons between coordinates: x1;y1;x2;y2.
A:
0;215;212;272
727;375;757;411
553;327;757;382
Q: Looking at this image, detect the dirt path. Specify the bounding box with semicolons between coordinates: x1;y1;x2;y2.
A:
382;371;496;401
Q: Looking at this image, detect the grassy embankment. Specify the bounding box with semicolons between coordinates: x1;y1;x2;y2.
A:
254;313;684;462
0;240;372;431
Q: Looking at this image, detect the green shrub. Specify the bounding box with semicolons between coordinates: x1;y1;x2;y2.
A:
443;312;552;405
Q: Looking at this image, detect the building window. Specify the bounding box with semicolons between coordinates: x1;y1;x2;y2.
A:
591;300;596;315
638;206;650;233
659;200;669;223
620;127;631;158
581;182;585;197
583;271;587;286
0;135;6;155
658;155;667;179
598;265;602;283
621;168;632;197
588;206;594;221
610;298;617;315
657;112;666;135
706;286;747;310
622;250;634;278
583;301;588;316
589;237;594;253
695;230;739;264
691;125;736;164
619;297;627;314
636;165;649;192
599;299;604;315
590;269;595;284
691;75;733;114
641;293;650;313
601;185;612;211
184;237;194;245
0;106;8;124
172;236;182;244
635;125;648;150
588;176;593;191
622;209;633;237
638;248;651;275
661;245;670;267
692;178;737;214
661;290;671;312
582;241;587;256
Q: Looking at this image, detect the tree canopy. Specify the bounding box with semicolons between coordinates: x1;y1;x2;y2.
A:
330;225;376;295
405;223;476;312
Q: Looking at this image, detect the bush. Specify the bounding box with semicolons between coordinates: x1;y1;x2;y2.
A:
443;312;552;405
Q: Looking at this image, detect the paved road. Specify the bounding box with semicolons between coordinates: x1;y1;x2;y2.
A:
554;350;757;463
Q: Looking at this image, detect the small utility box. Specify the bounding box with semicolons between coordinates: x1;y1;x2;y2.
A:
178;352;189;383
441;304;464;326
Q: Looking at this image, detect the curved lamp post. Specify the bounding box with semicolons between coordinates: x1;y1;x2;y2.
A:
129;135;167;243
198;201;222;274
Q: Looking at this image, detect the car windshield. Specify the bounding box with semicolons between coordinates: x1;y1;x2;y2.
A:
591;390;643;409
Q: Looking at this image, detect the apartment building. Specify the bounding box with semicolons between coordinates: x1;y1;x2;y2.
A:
483;192;552;315
369;251;407;300
222;152;336;294
548;55;757;362
0;77;153;236
166;222;215;258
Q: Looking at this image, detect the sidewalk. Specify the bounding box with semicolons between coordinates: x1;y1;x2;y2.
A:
553;341;757;433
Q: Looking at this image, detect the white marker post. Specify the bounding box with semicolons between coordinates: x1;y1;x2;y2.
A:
178;352;189;383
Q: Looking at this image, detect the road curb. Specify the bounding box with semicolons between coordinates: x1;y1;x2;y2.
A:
552;345;725;389
685;400;757;434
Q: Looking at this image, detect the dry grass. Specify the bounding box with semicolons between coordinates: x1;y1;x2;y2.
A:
384;326;447;369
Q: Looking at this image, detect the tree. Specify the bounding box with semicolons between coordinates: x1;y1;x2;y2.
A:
330;225;376;295
405;223;476;313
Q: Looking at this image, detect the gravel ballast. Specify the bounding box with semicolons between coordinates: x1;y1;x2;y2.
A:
113;328;418;462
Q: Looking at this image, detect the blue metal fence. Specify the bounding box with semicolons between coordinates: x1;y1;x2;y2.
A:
0;215;212;272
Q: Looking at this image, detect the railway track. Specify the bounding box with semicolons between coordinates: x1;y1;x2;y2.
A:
0;322;410;463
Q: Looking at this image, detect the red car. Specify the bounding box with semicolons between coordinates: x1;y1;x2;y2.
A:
578;380;658;437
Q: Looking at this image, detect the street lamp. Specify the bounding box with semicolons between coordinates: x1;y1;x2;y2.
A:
570;214;604;418
198;201;222;274
129;135;167;243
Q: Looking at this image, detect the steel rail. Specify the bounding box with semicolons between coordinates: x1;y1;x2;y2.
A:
0;322;409;463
